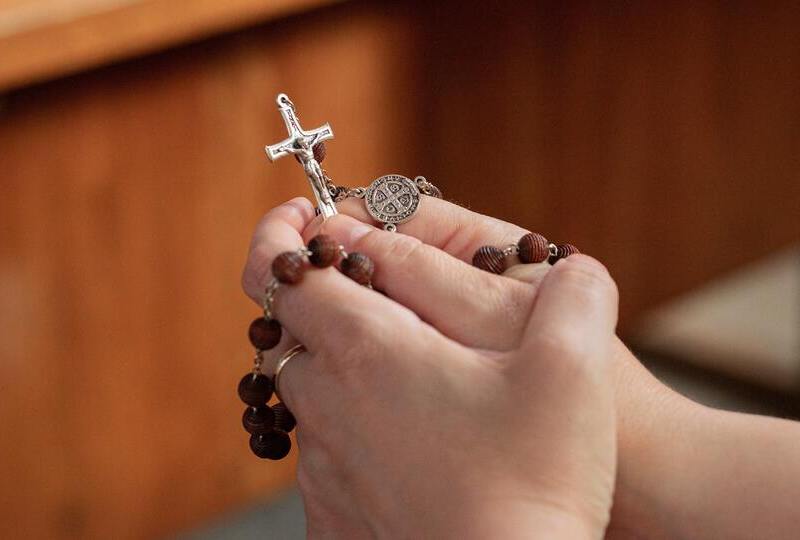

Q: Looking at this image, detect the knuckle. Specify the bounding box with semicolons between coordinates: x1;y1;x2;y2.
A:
325;310;376;356
324;339;376;387
536;328;589;361
377;233;425;267
532;329;598;379
316;316;396;389
482;277;534;335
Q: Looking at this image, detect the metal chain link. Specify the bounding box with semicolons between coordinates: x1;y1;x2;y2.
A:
324;174;442;203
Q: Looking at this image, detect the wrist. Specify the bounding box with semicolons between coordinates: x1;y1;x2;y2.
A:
608;337;706;538
453;499;603;540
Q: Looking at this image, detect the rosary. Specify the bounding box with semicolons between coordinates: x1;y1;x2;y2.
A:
237;94;579;460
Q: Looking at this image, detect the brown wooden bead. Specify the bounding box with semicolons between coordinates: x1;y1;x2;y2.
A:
472;246;506;274
308;234;339;268
249;431;291;460
518;232;549;264
272;401;296;433
247;317;281;350
242;406;275;434
272;251;305;284
548;243;580;264
313;142;326;163
341;252;374;285
237;373;273;407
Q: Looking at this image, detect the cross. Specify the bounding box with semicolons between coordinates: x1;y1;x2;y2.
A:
264;93;337;219
373;181;415;214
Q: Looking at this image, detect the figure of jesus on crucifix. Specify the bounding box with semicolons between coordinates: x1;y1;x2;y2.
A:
265;94;337;219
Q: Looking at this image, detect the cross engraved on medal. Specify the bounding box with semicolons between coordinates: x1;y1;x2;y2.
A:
364;175;421;230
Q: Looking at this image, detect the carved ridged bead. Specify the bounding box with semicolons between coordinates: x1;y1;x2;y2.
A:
237;373;274;407
272;251;305;284
472;246;506;274
313;142;326;163
518;233;549;264
248;317;282;350
308;234;339;268
249;431;292;460
242;406;275;434
293;142;326;164
341;252;374;285
548;243;580;264
272;402;296;433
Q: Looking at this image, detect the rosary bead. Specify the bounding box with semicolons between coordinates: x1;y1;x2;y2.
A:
518;233;549;264
472;246;506;274
308;234;339;268
242;406;275;434
248;317;282;350
313;142;326;163
249;431;292;460
237;373;274;407
548;243;580;264
272;402;296;433
341;252;374;285
272;251;306;284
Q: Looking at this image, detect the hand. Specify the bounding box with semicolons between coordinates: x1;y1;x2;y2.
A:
242;198;620;538
314;196;714;539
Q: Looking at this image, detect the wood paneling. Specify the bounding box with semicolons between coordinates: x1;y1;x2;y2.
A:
416;0;800;326
0;2;421;537
0;0;341;91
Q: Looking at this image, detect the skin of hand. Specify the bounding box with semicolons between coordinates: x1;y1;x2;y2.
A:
296;196;800;540
242;198;620;539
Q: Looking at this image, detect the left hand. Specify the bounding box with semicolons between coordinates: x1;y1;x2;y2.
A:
242;198;619;539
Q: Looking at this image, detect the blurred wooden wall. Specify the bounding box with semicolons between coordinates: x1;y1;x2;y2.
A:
0;2;423;538
416;1;800;322
1;0;799;538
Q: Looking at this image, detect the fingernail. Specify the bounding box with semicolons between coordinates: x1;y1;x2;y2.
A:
324;215;377;247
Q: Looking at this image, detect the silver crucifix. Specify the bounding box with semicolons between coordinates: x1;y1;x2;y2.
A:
265;93;337;219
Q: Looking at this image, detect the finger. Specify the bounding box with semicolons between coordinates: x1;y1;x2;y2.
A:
502;262;551;288
243;200;450;368
520;255;619;364
331;196;531;264
242;197;316;303
270;348;327;427
307;213;536;350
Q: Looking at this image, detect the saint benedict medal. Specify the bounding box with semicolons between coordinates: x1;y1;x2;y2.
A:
364;174;442;232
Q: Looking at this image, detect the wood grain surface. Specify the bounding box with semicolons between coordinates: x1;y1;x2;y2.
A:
0;2;421;537
416;1;800;323
0;0;341;91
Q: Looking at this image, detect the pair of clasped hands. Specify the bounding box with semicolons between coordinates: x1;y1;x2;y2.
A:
242;196;800;539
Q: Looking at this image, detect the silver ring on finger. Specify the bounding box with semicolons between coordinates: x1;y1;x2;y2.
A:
274;344;306;403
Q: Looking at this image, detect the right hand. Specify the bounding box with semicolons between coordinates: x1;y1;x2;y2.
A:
304;196;700;538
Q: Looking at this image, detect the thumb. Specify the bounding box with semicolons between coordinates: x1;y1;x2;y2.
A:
516;255;619;375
